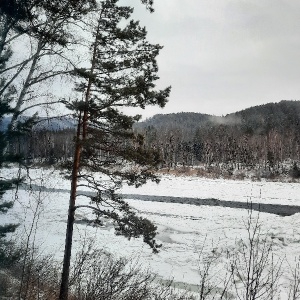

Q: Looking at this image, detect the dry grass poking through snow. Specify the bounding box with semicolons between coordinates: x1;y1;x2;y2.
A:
0;241;195;300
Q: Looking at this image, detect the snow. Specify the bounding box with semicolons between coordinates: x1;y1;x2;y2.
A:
1;167;300;298
123;174;300;206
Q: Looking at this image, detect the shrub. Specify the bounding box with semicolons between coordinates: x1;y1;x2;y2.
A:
69;242;194;300
289;162;300;179
0;240;194;300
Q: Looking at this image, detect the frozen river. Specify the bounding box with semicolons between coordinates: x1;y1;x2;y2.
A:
2;167;300;298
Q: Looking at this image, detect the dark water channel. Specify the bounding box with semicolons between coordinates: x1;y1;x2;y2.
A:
21;184;300;216
122;194;300;216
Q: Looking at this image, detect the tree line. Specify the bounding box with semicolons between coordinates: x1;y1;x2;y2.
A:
4;100;300;172
6;100;300;179
136;101;300;176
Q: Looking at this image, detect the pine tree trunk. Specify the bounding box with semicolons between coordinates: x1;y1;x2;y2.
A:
59;114;82;300
59;20;100;299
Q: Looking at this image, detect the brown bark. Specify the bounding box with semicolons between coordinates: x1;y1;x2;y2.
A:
59;18;101;300
59;112;82;300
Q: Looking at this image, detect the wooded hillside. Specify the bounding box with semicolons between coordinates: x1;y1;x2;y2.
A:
135;100;300;178
3;100;300;179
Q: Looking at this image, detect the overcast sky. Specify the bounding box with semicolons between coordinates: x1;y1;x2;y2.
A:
121;0;300;119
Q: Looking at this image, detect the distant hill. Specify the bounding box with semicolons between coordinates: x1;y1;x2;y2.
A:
133;100;300;174
228;100;300;134
2;100;299;134
136;112;213;128
2;100;300;174
34;117;76;131
0;116;76;131
136;100;300;136
134;112;217;138
0;117;10;131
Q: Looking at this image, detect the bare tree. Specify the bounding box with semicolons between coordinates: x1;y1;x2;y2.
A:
229;211;283;300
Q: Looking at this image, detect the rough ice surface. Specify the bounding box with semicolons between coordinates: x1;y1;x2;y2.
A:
1;167;300;298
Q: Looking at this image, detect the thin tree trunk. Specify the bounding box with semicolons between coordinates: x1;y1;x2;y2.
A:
59;113;82;300
59;18;101;300
9;42;42;130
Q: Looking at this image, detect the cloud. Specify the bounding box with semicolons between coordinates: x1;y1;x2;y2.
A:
120;0;300;118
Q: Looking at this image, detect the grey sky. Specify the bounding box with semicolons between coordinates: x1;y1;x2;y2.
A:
122;0;300;119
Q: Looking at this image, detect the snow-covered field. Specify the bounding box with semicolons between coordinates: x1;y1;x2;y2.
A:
2;167;300;298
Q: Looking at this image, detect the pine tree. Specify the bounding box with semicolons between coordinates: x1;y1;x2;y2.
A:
0;89;18;241
0;17;37;264
0;44;21;262
59;0;170;298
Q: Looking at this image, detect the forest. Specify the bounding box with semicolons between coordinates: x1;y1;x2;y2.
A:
5;100;300;180
136;100;300;178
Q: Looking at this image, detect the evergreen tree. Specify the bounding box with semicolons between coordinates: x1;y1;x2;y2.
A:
0;46;20;262
0;39;19;240
0;20;37;264
0;89;18;241
59;1;170;298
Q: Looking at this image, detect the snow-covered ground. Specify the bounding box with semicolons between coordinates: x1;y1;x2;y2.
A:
2;167;300;298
